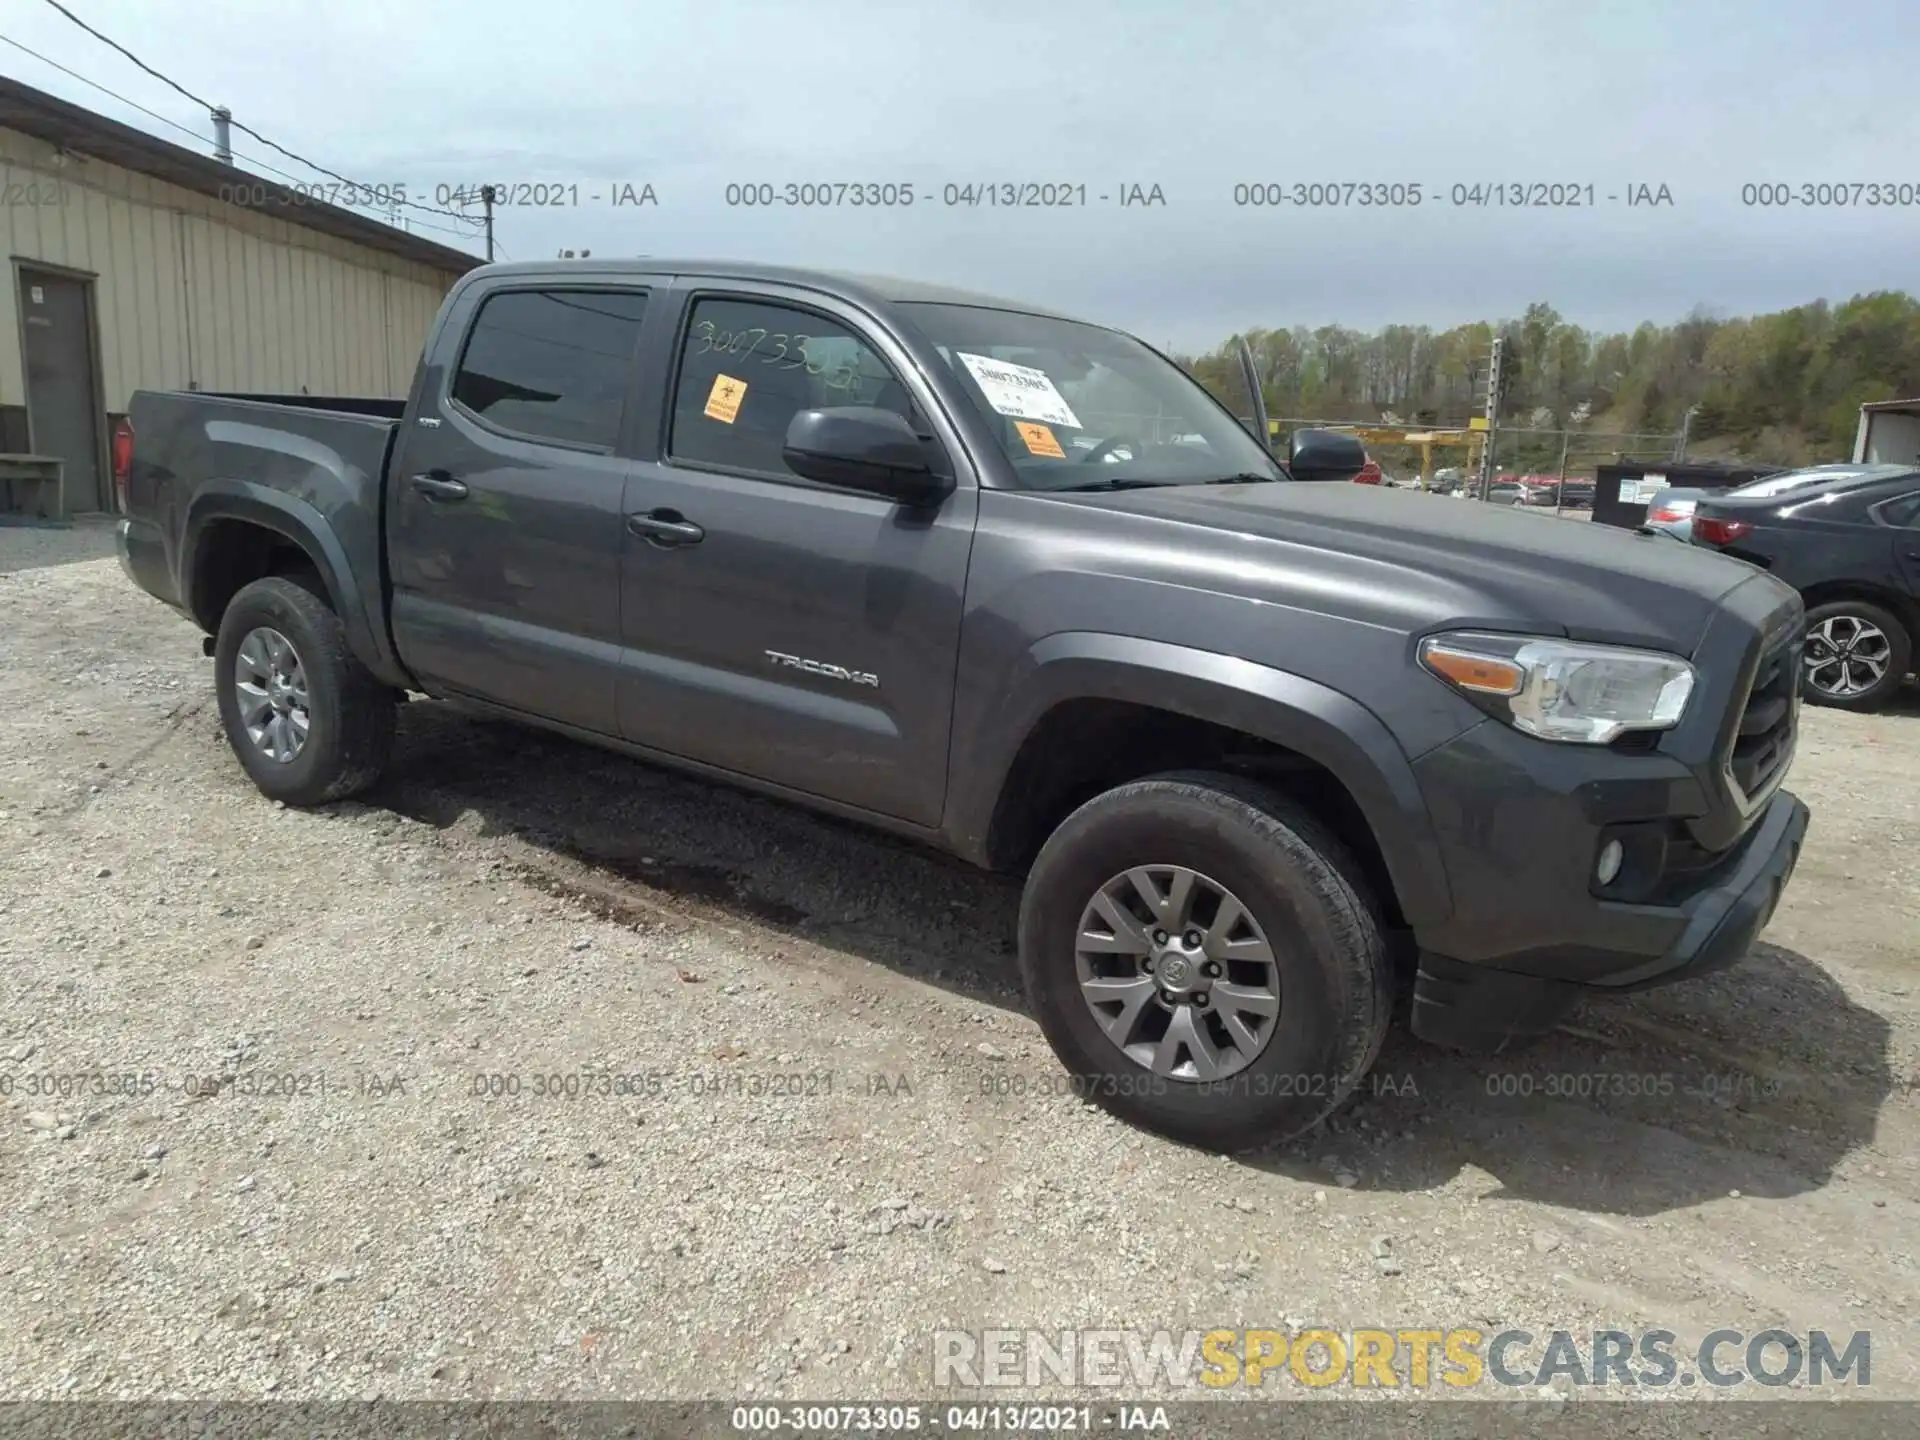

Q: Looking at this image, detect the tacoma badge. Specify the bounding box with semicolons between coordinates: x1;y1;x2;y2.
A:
765;650;879;688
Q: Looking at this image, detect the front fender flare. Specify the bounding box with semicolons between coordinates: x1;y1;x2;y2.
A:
947;632;1452;929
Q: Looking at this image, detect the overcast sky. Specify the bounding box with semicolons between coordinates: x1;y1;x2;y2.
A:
5;0;1917;349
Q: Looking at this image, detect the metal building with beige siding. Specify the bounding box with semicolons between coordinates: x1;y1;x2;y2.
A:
1;76;477;517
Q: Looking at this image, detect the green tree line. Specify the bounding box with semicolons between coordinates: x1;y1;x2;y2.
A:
1177;291;1920;466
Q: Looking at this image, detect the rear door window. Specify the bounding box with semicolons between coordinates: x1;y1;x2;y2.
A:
450;289;650;450
1874;491;1920;528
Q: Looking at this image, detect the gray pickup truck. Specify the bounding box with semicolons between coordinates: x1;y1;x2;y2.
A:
115;259;1810;1150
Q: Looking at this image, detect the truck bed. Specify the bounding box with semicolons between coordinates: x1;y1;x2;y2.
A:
118;389;405;684
189;393;408;420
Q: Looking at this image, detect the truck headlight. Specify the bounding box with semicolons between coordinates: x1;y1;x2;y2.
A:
1418;632;1696;745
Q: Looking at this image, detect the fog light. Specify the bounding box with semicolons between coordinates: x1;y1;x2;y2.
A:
1596;839;1624;886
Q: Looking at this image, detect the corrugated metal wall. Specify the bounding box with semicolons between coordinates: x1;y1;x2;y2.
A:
0;127;461;413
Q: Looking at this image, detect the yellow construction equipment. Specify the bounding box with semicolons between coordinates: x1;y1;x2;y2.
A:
1268;420;1483;485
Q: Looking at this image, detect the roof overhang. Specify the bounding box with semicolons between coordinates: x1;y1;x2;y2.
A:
0;75;480;276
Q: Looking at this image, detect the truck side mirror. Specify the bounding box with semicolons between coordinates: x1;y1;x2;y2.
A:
1288;428;1367;483
783;407;953;505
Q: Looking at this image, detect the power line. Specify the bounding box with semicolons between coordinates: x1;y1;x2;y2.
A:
0;31;485;248
36;0;481;226
2;35;484;248
2;33;213;145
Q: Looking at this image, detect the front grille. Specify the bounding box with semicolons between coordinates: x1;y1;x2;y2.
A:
1728;630;1798;803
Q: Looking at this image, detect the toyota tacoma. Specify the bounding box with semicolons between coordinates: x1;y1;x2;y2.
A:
114;260;1810;1150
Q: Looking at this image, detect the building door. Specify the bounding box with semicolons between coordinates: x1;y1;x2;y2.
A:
17;268;105;514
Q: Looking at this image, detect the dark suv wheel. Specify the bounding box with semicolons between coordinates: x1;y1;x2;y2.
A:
1801;599;1911;712
1017;771;1392;1152
213;575;396;805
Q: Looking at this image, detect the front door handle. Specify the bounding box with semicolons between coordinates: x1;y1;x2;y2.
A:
410;473;469;502
627;510;705;547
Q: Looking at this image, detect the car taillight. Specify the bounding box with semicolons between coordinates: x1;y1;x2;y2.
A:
1648;506;1683;523
112;417;134;514
1691;515;1752;545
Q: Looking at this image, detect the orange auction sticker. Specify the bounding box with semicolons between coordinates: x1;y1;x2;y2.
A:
1015;421;1065;458
704;374;746;424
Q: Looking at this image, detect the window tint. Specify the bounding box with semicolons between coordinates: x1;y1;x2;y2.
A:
668;297;912;477
1877;491;1920;528
451;289;648;448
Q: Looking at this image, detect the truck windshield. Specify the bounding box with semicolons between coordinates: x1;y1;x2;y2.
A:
899;302;1282;490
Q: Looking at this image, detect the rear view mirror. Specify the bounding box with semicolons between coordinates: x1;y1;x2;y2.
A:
783;407;952;504
1288;428;1367;482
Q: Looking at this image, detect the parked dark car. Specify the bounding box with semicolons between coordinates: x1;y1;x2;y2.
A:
115;259;1809;1151
1647;465;1883;539
1690;464;1920;709
1520;478;1595;511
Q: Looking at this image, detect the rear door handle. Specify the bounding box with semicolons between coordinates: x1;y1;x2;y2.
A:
627;510;705;547
410;473;469;502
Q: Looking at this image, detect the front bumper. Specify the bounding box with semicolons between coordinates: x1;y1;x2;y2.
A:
1410;788;1806;1051
1404;571;1806;1044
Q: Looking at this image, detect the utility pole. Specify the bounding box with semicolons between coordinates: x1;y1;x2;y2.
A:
1674;404;1699;462
1476;337;1504;500
481;184;496;263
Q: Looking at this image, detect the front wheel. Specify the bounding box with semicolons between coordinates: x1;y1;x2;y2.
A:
213;576;396;805
1017;771;1392;1152
1801;600;1911;712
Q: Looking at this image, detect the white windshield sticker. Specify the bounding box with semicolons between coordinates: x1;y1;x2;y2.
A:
955;351;1082;429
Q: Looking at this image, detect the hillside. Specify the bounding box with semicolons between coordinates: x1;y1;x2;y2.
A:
1180;292;1920;471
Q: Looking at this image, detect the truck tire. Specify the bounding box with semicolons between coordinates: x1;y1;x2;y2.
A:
1017;771;1391;1152
213;576;396;805
1800;600;1911;712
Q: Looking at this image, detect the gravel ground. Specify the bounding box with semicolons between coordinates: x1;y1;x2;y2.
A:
2;534;1918;1413
0;515;117;574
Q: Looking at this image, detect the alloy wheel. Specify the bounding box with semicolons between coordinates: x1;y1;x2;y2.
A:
1803;615;1892;699
233;626;311;763
1073;864;1282;1081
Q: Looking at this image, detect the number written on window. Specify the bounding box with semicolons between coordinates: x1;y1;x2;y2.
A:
669;297;915;478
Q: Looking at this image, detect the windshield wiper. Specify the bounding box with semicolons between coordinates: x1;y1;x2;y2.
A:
1050;471;1280;493
1048;477;1181;492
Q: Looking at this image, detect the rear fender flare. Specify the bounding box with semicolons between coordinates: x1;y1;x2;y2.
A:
181;483;407;687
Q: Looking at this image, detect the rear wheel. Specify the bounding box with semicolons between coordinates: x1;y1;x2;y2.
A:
1017;771;1392;1152
214;576;396;804
1801;600;1910;712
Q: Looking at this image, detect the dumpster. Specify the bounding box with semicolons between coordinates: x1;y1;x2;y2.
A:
1591;460;1785;531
